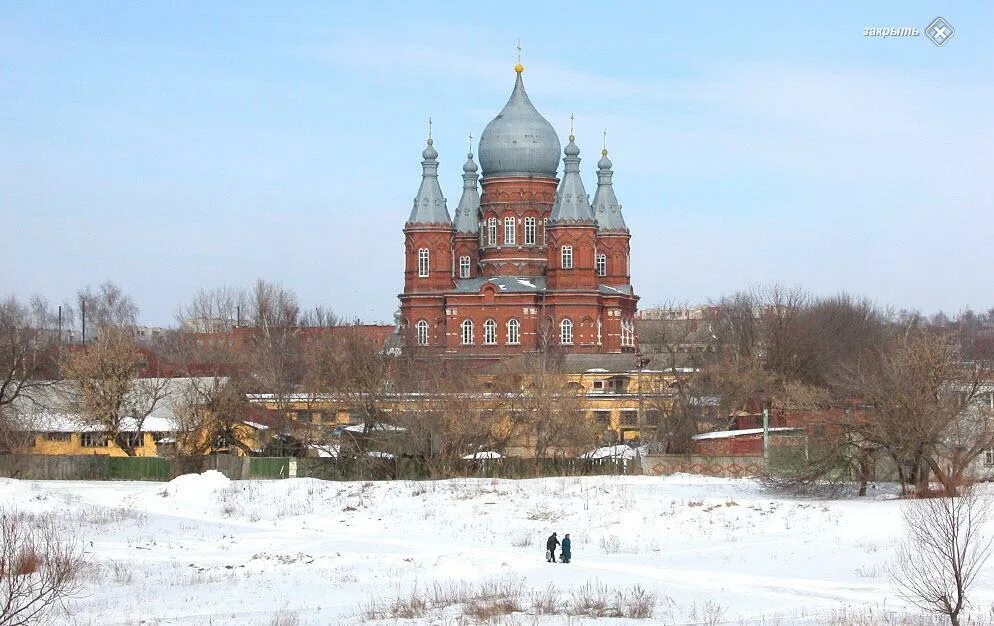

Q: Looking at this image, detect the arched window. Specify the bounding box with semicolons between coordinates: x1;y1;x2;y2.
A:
459;255;471;279
524;217;536;245
487;218;497;246
561;245;573;269
560;318;573;345
621;318;636;347
418;248;430;277
415;320;429;345
506;318;520;344
504;216;516;245
460;319;474;345
483;319;497;344
596;253;607;277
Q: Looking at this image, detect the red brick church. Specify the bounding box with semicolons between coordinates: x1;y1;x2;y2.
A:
399;63;638;355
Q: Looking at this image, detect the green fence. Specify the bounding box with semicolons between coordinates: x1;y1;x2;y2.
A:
108;456;172;481
248;457;290;479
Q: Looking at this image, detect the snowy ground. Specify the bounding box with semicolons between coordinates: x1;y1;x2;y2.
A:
2;473;993;625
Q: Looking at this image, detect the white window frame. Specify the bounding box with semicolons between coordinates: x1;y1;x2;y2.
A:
487;218;497;246
417;248;430;278
506;318;520;345
524;217;536;245
460;319;474;345
483;319;497;345
504;216;516;245
596;253;607;277
459;255;471;279
416;320;429;345
561;245;573;269
560;318;573;345
621;318;636;348
543;217;548;245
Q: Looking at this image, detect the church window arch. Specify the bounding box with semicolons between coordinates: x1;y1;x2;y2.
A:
487;218;497;246
560;318;573;345
504;216;516;245
506;318;520;345
483;319;497;345
524;217;536;245
417;248;429;277
461;319;474;345
459;255;471;279
415;320;429;345
596;253;607;277
561;245;573;270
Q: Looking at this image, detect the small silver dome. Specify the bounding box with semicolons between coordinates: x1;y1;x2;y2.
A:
478;69;561;179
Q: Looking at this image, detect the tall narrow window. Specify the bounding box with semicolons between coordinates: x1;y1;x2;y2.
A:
596;316;602;345
487;218;497;246
560;318;573;345
418;248;430;277
506;318;520;344
459;255;471;279
524;217;536;245
461;319;474;345
596;253;607;277
483;319;497;344
561;245;573;269
621;319;636;347
504;216;516;245
543;218;548;245
416;320;429;345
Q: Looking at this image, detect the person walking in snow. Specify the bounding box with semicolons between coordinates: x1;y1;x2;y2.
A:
546;532;559;563
560;533;571;563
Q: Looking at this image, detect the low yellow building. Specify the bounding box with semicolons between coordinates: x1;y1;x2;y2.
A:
4;378;212;457
247;354;678;456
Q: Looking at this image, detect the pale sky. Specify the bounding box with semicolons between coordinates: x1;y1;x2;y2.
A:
2;2;992;325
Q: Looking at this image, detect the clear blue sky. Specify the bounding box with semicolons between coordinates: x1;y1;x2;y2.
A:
2;2;992;325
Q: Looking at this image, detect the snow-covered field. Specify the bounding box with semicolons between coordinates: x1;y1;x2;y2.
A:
3;473;993;625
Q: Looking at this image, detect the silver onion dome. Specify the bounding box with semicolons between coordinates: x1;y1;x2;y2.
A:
478;67;561;179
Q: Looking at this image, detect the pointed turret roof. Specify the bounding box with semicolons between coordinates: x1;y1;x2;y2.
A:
592;149;628;232
453;151;481;234
407;138;451;226
550;135;595;224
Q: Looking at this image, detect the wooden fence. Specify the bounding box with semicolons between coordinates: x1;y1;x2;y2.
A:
0;454;635;482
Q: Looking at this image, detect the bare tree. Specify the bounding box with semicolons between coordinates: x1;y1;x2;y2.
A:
843;326;994;496
0;296;63;413
892;487;992;626
60;327;169;456
76;282;138;337
493;355;598;459
0;509;85;626
240;280;304;414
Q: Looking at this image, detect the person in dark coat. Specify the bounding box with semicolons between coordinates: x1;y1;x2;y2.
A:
545;532;559;563
560;533;571;563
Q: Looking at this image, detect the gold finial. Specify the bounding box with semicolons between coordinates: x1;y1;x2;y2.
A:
428;116;432;140
515;39;523;73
